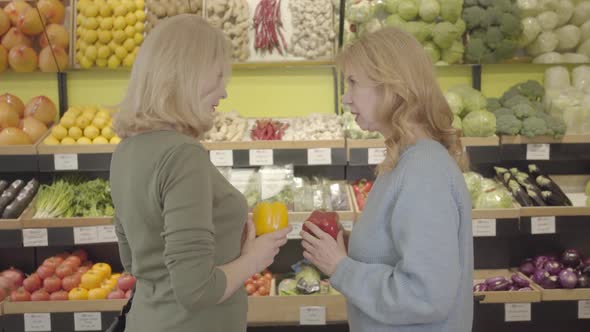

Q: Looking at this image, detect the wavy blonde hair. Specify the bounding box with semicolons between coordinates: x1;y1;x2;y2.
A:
338;27;468;173
114;14;231;139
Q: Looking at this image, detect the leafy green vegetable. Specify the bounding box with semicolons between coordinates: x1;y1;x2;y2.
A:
419;0;440;22
433;21;461;49
463;172;483;203
445;91;464;115
398;0;419;20
521;117;548;137
496;114;522;135
424;42;441;63
475;187;514;209
33;179;75;219
462;110;497;137
442;40;464;64
452;115;463;130
440;0;463;23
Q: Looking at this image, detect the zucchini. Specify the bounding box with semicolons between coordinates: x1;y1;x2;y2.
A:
0;180;8;194
1;179;39;219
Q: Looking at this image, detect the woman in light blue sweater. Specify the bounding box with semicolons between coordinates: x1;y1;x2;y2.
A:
301;27;474;332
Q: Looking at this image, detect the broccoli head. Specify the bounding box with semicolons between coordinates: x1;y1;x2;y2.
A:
463;6;486;30
521;117;549;138
531;100;545;113
544;116;567;138
500;13;522;38
487;98;502;112
494;38;519;60
493;0;517;14
503;95;531;109
516;80;545;101
500;87;521;106
485;27;504;49
496;114;522;136
477;0;495;8
482;7;502;27
466;38;492;63
512;103;536;120
493;107;515;118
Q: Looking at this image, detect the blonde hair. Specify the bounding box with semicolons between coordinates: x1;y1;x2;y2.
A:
114;14;231;139
338;27;468;173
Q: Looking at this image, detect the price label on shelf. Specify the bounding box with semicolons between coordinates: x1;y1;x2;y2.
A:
249;149;274;166
54;154;79;170
74;226;99;244
98;225;118;242
74;312;102;331
300;306;326;325
579;300;590;319
504;303;531;322
288;222;303;240
368;148;386;165
22;228;48;247
531;216;556;234
526;144;550;160
472;219;496;237
209;150;233;167
24;313;51;332
307;148;332;165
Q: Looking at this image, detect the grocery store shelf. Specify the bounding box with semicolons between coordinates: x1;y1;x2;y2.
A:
519;206;590;217
36;144;117;155
540;288;590;301
472;208;520;220
501;135;590;145
202;140;346;150
3;300;127;314
232;60;335;69
248;295;347;326
21;217;113;229
0;145;41;173
499;135;590;161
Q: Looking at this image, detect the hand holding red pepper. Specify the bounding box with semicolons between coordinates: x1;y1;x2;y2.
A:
300;221;347;277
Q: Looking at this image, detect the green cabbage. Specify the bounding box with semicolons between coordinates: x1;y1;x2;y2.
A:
445;91;464;115
462;110;497;137
463;172;484;203
475;187;514;209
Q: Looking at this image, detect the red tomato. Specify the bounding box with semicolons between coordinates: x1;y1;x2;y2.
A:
0;288;6;301
43;276;62;293
62;274;81;292
31;289;50;301
22;274;42;293
72;249;88;263
125;290;133;299
263;272;272;280
117;273;136;292
107;289;126;300
55;265;74;279
251;291;260;296
255;279;267;288
258;286;269;296
36;265;55;280
245;284;256;295
64;256;82;269
252;273;262;281
42;257;60;270
10;288;31;302
55;252;71;260
49;290;69;301
245;278;254;286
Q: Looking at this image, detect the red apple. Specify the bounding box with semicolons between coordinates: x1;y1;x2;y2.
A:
2;267;25;287
55;265;73;279
49;290;69;301
10;288;31;302
43;276;61;293
107;289;125;299
22;274;42;293
61;274;80;291
36;265;55;280
31;289;50;301
117;273;136;292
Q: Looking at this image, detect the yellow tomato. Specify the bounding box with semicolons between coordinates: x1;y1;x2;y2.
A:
51;125;68;140
110;273;121;280
92;117;108;129
68;127;83;140
61;137;77;145
59;116;76;129
43;135;60;145
101;127;115;140
93;136;109;144
84;126;100;139
252;202;289;236
68;287;89;300
75;116;91;129
92;263;112;279
77;137;92;145
110;136;121;144
81;271;104;290
88;288;109;300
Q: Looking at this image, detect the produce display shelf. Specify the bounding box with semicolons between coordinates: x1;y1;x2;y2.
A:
36;144;115;172
473;269;542;304
0;217;24;248
3;300;126;314
247;294;347;326
0;144;42;173
21;217;113;229
539;288;590;301
519;206;590;235
202;140;348;167
499;135;590;161
501;135;590;145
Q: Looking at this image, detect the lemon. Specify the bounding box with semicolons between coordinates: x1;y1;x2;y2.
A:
110;136;121;144
80;56;93;69
84;126;100;139
101;127;115;139
43;135;60;145
114;4;128;16
77;137;93;145
123;53;135;67
68;127;83;140
115;46;128;60
51;125;68;140
123;38;135;51
67;107;82;116
134;21;144;33
85;106;98;114
133;33;143;46
114;16;126;30
125;1;136;12
93;136;109;144
96;58;108;67
60;116;76;129
84;5;99;17
61;137;77;145
135;0;144;10
83;30;98;44
108;55;121;69
113;30;126;44
96;110;111;119
84;17;99;30
85;46;98;61
98;30;112;44
124;26;135;38
92;117;108;129
98;45;111;59
100;6;113;17
76;117;91;129
125;12;137;26
135;10;145;21
109;40;120;52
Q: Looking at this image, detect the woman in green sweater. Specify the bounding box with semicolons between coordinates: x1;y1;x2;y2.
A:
302;27;474;332
109;15;291;332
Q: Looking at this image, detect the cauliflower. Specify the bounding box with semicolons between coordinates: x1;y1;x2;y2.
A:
521;117;548;137
496;114;523;135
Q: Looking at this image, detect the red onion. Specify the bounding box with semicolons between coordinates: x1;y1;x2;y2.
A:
545;261;563;276
578;275;590;288
559;269;578;289
519;261;535;276
561;249;581;268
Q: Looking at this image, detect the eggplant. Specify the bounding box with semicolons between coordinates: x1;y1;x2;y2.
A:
541;191;569;206
528;164;572;206
511;274;530;288
0;180;8;194
507;179;535;207
494;167;510;184
0;191;16;216
3;179;24;196
1;180;39;219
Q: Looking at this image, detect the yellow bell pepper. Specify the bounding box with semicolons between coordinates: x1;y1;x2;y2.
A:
252;201;289;236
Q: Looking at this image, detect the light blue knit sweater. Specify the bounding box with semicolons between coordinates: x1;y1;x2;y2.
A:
331;139;474;332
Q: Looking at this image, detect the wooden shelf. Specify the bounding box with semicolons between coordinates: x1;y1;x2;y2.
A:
202;139;346;150
36;144;116;155
539;288;590;301
0;220;22;230
21;217;113;229
247;295;347;326
474;270;542;303
472;208;520;220
520;206;590;217
2;300;127;314
0;145;39;156
346;137;500;149
501;135;590;145
346;139;385;149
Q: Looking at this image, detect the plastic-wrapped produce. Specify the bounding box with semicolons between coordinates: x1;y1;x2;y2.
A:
572;65;590;91
544;66;571;91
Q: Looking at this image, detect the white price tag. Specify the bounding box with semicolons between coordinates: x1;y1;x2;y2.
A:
73;226;98;244
300;306;326;325
288;222;303;239
74;312;102;331
22;228;48;247
579;300;590;319
24;313;51;332
97;225;118;242
249;149;274;166
505;303;531;322
472;219;497;237
209;150;233;167
526;144;550;160
54;153;79;170
341;221;354;232
531;216;556;234
307;148;332;165
368;148;386;165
